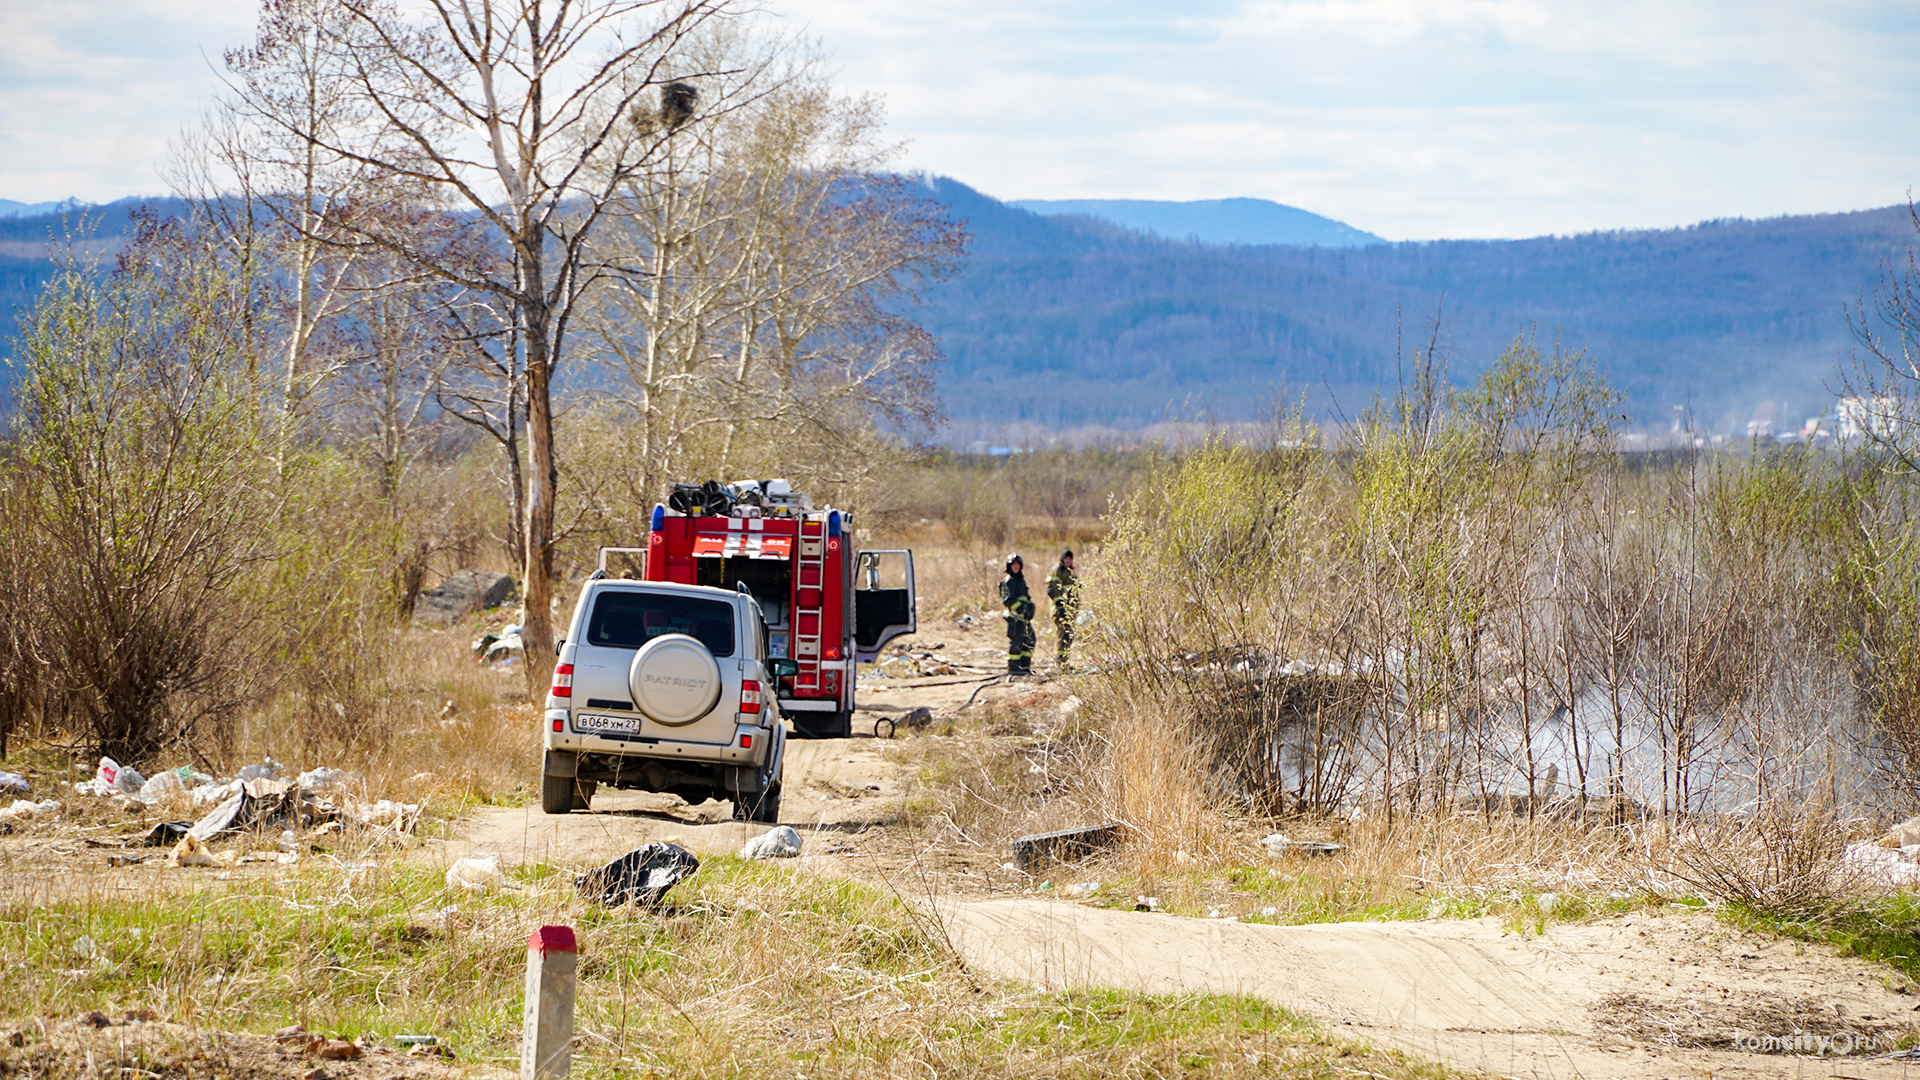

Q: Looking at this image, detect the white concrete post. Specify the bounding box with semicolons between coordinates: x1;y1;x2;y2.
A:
520;925;577;1080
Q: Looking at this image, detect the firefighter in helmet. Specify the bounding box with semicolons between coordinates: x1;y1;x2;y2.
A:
1000;553;1035;675
1045;549;1079;668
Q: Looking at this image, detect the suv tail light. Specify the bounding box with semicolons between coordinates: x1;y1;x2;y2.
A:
740;679;762;715
551;662;573;698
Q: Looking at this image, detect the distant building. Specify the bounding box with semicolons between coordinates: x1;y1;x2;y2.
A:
1836;395;1903;442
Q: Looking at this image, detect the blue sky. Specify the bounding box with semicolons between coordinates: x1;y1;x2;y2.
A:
3;0;1917;239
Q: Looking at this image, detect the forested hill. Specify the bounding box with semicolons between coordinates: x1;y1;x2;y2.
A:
918;177;1915;434
1011;196;1384;247
1;185;1911;437
0;198;186;356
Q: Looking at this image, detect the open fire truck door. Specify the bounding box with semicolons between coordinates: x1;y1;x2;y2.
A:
853;550;916;663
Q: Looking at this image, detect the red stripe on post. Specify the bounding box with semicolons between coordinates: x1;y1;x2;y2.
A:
528;925;577;954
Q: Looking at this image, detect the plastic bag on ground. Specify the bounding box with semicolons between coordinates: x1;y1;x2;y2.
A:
0;772;28;795
1843;840;1920;886
104;757;146;794
0;798;60;821
136;770;186;803
355;799;421;831
740;826;804;860
577;843;700;906
236;758;282;782
446;855;509;892
296;767;348;790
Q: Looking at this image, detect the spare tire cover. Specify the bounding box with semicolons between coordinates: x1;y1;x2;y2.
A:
628;633;723;726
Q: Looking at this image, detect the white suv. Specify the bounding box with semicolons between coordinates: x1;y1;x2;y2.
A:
541;579;794;821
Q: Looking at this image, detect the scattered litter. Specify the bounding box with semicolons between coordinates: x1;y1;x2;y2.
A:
306;1039;363;1061
296;767;348;790
577;842;700;907
276;830;299;853
1881;816;1920;848
170;835;220;868
394;1035;438;1047
72;935;96;959
74;757;145;798
107;853;147;867
955;614;976;629
0;798;60;823
1036;880;1052;891
1063;881;1101;897
1259;906;1279;918
192;781;239;806
1843;840;1920;886
445;855;510;892
0;772;28;795
1260;832;1345;857
136;770;186;803
143;821;192;847
1537;892;1561;916
1134;896;1162;912
739;826;804;860
1173;850;1195;865
356;799;422;830
236;759;283;782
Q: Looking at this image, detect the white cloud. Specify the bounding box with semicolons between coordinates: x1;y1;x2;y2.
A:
1;0;1914;237
777;0;1920;238
0;0;255;204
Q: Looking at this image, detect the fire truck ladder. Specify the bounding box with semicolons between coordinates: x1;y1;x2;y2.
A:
792;516;826;677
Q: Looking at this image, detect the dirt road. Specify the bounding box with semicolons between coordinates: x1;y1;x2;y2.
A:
939;896;1920;1080
448;621;1920;1079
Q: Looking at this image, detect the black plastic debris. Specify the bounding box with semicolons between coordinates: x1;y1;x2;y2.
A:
187;779;321;841
143;821;193;847
576;842;700;907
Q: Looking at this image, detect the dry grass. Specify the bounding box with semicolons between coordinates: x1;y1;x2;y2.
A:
0;846;1463;1080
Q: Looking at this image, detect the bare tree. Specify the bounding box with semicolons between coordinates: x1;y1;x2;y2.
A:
221;0;735;691
1843;202;1920;472
584;28;962;494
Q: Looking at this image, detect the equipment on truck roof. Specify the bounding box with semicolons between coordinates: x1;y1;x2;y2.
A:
598;480;915;739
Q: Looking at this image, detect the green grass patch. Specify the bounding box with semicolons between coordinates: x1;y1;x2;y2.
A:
0;854;1467;1078
1721;894;1920;982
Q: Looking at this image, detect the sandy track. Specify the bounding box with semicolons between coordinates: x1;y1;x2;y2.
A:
939;896;1920;1079
446;620;1920;1079
445;738;907;870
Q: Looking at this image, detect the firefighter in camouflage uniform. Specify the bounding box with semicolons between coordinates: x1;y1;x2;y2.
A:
1046;550;1079;668
1000;553;1035;675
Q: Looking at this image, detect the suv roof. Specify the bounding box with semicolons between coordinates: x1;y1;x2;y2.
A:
586;579;743;601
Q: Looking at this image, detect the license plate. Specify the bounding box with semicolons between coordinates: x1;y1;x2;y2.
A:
579;713;640;734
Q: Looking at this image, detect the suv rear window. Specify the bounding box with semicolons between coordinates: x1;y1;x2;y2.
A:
585;591;735;657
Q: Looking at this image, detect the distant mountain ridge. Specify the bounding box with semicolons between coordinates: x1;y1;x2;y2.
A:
1010;196;1385;248
0;198;86;219
1;186;1909;440
918;179;1912;436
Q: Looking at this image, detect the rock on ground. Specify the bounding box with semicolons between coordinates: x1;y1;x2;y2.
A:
412;570;515;625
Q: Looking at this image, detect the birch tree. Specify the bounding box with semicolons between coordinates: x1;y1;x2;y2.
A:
224;0;733;690
586;29;963;493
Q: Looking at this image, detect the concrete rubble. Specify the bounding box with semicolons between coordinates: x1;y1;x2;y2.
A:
740;825;804;859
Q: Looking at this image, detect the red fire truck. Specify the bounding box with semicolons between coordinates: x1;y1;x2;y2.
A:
618;481;916;738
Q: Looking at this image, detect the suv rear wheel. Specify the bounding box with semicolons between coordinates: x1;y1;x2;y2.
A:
540;772;596;814
732;781;782;823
